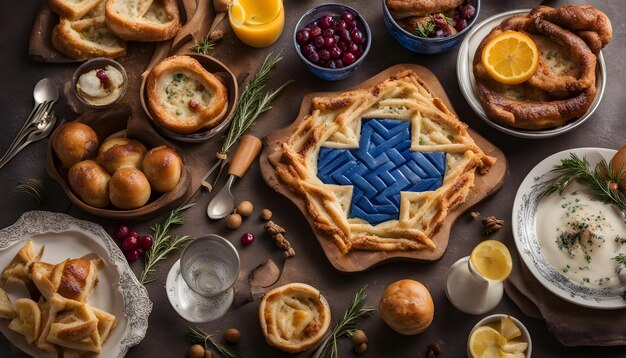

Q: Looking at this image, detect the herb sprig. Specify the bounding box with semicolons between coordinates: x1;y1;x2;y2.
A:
139;204;194;285
219;52;292;157
15;178;45;205
188;326;241;358
542;153;626;211
319;285;374;358
416;19;435;37
613;253;626;273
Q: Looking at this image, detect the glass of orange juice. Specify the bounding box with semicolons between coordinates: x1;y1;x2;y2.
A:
228;0;285;48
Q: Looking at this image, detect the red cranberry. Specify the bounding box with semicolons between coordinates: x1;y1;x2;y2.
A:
114;226;130;241
296;28;310;44
125;249;140;262
136;248;145;257
319;49;331;61
121;235;138;252
342;52;356;65
309;26;322;38
460;4;476;20
302;43;316;57
138;235;154;250
337;20;347;30
327;60;337;69
240;233;255;246
330;46;342;59
313;36;325;48
323;28;335;38
307;49;319;63
347;42;359;54
188;99;200;111
317;60;327;67
338;28;351;42
337;40;348;51
434;16;447;30
348;20;359;30
324;36;337;49
95;69;110;88
351;29;364;44
335;59;344;68
442;26;452;37
341;11;354;23
318;15;334;29
455;18;468;32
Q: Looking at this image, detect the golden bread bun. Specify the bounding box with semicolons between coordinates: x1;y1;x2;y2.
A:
378;279;434;335
611;145;626;189
97;137;147;174
147;55;228;134
68;160;111;208
142;146;182;193
105;0;181;42
52;122;99;168
109;167;151;209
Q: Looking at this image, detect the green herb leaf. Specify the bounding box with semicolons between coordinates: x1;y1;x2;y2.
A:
140;204;195;285
415;18;436;37
190;36;216;55
188;326;241;358
318;285;374;358
613;253;626;273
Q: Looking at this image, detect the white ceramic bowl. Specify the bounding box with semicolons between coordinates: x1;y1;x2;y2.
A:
467;314;532;358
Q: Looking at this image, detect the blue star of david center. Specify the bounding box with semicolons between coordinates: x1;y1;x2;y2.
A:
317;119;446;225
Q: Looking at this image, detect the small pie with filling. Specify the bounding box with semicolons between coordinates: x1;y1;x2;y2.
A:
147;55;229;134
105;0;181;42
473;5;612;129
269;69;495;254
259;283;331;353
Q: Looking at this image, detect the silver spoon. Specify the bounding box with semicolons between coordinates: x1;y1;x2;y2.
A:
0;79;58;161
0;112;58;170
207;135;262;219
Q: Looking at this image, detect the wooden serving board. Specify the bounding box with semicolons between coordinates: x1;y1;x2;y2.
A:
260;64;507;273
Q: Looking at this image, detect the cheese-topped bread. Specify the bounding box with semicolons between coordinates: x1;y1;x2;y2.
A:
269;70;495;253
147;55;229;134
52;2;126;60
259;283;331;354
48;0;103;20
105;0;181;41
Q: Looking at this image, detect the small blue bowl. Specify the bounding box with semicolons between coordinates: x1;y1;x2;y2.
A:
294;3;371;81
382;0;480;55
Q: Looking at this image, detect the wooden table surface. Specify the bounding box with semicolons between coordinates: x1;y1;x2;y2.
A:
1;0;625;357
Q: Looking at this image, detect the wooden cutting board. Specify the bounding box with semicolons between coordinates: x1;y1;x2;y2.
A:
260;64;507;273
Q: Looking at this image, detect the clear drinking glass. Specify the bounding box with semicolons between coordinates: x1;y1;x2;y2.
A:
177;235;240;322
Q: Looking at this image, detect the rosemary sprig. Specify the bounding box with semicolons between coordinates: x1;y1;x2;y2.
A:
139;204;194;285
188;326;240;358
319;285;374;358
613;253;626;273
15;178;45;205
191;37;215;55
415;19;435;37
219;52;292;156
542;153;626;211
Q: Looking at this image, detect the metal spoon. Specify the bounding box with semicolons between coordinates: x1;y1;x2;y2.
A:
0;112;58;170
0;79;58;161
207;135;262;219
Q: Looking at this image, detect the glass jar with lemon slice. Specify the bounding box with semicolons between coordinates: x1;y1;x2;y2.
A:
228;0;285;48
445;240;513;314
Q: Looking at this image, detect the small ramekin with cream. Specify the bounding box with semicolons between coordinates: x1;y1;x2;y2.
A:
72;58;127;109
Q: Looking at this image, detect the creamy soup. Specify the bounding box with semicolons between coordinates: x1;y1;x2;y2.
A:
536;184;626;288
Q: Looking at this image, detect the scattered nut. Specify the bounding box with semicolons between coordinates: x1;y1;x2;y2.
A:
351;329;368;345
208;29;224;42
470;211;480;219
226;213;242;229
188;344;205;358
203;349;213;358
482;216;504;235
265;220;295;258
223;328;241;345
427;340;443;357
354;342;367;355
260;208;272;221
236;200;254;217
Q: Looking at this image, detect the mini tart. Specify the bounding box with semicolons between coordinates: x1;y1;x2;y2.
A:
105;0;181;42
147;55;229;134
52;2;126;60
259;283;331;354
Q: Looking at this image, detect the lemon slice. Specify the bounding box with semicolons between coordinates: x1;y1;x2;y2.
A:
481;30;539;85
501;340;528;354
470;240;513;281
469;326;504;358
500;316;521;340
499;352;525;358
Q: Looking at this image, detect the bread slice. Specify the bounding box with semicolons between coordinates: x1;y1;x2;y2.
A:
48;0;104;20
52;2;126;60
0;287;15;319
105;0;181;41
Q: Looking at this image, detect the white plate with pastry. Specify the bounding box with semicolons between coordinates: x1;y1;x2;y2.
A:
0;210;151;357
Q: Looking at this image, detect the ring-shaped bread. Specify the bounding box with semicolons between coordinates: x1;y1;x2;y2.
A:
259;283;331;354
105;0;181;42
147;55;229;134
473;5;611;130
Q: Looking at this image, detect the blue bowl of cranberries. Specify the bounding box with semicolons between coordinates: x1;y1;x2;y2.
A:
294;4;371;81
382;0;480;54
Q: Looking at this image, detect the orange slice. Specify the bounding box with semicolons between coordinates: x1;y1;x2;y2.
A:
481;30;539;85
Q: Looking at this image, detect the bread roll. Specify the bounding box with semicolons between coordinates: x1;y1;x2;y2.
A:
68;160;110;208
109;167;151;209
142;146;182;193
52;123;99;168
378;279;434;335
97;137;147;174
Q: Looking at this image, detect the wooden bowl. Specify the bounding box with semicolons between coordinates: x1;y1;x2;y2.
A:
140;53;239;143
260;64;507;272
46;105;191;221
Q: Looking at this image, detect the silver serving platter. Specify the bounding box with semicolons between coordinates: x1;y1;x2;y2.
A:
456;9;606;139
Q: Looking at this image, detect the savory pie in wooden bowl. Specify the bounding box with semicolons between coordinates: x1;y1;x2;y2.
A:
261;64;507;272
46;105;191;221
